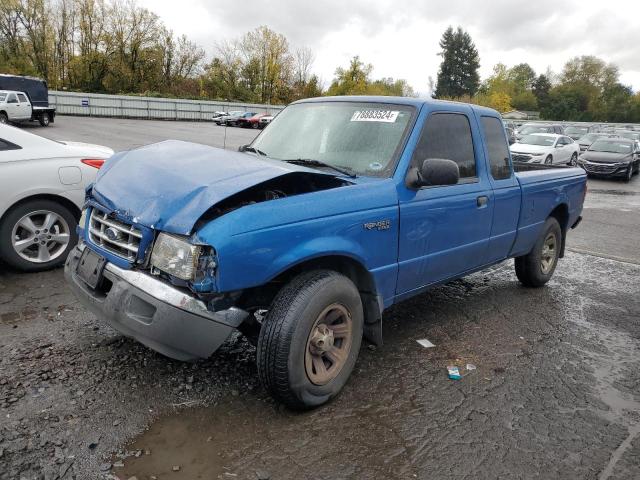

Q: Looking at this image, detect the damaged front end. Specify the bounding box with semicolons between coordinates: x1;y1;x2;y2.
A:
66;140;352;360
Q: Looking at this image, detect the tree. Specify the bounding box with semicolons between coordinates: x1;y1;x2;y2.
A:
326;56;414;97
434;26;480;98
508;63;536;94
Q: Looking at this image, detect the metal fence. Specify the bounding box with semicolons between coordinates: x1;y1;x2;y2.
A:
48;91;285;120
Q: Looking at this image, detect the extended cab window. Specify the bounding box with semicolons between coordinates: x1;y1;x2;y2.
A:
17;93;27;103
412;112;476;179
481;116;511;180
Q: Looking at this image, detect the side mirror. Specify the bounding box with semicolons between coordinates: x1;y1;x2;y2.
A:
407;158;460;188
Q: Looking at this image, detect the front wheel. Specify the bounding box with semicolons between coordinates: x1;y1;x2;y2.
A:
0;112;8;124
569;152;578;166
514;217;562;288
545;155;553;165
624;165;633;182
257;270;364;409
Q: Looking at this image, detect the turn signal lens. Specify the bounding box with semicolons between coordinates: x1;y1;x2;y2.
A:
81;158;105;169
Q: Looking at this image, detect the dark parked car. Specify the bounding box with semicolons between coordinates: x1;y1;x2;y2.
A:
223;111;257;127
577;133;613;152
578;138;640;181
516;123;564;141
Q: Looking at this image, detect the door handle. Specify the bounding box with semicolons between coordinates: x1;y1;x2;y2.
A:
477;196;489;208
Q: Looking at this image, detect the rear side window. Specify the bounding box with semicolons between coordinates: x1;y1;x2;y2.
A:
17;93;27;102
481;116;511;180
412;113;477;179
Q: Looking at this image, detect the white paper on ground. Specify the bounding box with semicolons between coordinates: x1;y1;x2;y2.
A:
416;338;436;348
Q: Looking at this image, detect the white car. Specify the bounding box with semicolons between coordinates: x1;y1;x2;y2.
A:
0;124;113;271
510;133;579;166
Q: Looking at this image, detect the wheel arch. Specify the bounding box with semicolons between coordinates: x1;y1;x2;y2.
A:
0;193;81;227
548;203;569;258
238;254;384;345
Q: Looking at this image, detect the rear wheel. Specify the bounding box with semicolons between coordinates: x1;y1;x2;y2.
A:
38;114;49;127
0;199;77;272
515;217;562;287
257;270;363;409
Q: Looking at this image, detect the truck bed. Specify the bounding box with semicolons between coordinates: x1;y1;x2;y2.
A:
510;164;587;258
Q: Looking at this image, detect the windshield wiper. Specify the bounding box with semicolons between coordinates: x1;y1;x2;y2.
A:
239;145;268;157
283;158;357;178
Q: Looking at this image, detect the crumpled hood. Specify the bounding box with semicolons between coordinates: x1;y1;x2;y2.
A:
580;151;632;164
90;140;334;235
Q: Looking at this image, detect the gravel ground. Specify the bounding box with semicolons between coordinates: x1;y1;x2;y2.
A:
1;117;639;479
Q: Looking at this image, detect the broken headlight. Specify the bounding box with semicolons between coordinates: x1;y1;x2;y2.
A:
150;233;202;281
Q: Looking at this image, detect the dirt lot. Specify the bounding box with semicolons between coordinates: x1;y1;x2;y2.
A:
1;117;639;479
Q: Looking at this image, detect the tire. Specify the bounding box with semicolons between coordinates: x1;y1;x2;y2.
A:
0;199;78;272
545;155;553;165
514;217;562;288
624;165;633;182
257;270;364;409
569;152;578;166
0;112;8;124
38;114;49;127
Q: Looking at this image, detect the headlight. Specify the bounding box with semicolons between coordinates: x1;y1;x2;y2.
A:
151;233;202;281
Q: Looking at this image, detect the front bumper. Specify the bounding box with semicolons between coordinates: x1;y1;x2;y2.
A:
65;246;248;361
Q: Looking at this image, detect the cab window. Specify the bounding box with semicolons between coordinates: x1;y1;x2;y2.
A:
412;112;477;180
481;116;511;180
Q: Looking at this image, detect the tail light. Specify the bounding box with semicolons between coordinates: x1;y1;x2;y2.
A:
81;158;105;169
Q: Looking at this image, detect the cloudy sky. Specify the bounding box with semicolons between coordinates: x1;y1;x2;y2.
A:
139;0;640;95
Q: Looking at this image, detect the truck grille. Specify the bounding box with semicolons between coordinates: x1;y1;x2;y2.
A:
583;162;618;174
88;209;142;261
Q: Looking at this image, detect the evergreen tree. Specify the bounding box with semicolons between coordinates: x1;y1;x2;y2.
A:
434;27;480;98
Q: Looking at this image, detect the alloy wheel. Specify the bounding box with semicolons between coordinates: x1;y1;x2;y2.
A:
11;210;71;263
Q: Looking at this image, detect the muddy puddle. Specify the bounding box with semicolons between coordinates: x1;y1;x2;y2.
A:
110;256;640;480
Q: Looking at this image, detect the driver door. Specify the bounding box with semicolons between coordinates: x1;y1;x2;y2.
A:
396;109;493;295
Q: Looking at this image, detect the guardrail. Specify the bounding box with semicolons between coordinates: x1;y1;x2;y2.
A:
48;91;285;120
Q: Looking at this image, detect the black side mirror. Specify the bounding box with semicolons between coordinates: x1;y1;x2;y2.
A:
407;158;460;188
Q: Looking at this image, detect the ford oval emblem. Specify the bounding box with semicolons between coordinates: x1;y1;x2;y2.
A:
105;227;121;242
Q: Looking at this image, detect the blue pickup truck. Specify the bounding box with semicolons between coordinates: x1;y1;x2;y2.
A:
65;96;587;408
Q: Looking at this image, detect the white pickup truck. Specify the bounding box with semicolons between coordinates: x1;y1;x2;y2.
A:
0;90;56;127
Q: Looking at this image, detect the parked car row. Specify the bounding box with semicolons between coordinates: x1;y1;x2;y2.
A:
504;120;640;182
212;111;276;129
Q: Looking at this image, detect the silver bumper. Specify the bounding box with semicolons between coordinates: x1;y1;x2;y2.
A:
64;246;248;361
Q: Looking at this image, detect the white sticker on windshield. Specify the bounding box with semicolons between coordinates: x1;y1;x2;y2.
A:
351;110;399;122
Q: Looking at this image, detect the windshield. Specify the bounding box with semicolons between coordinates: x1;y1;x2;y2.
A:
581;133;602;143
519;125;548;134
565;126;588;136
250;102;415;177
517;135;556;146
589;140;632;154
